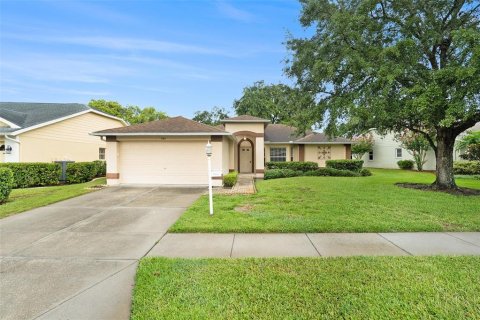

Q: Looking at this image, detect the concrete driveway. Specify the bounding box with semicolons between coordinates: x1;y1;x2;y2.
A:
0;185;203;320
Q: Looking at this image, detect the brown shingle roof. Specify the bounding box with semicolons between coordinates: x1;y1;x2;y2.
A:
221;115;270;122
264;124;306;142
265;123;352;144
92;116;229;136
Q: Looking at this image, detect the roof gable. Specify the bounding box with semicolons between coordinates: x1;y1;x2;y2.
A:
92;116;229;136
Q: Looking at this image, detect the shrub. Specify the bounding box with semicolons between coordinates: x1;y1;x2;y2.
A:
459;144;480;161
0;167;14;203
265;161;318;172
360;168;372;176
223;171;238;188
93;160;107;177
66;162;98;184
264;169;302;180
397;160;415;170
453;161;480;175
325;160;364;172
0;163;61;188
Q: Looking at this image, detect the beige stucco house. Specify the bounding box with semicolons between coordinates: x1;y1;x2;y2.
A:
92;115;353;186
0;102;126;163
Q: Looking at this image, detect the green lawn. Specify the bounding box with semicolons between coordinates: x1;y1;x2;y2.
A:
0;178;106;219
170;169;480;233
131;256;480;320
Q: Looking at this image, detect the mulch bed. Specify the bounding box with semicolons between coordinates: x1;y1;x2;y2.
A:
395;183;480;196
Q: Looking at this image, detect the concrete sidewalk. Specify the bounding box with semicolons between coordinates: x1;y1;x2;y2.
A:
148;232;480;258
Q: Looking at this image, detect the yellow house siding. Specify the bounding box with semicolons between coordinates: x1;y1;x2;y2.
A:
224;123;265;134
19;112;124;162
304;144;346;167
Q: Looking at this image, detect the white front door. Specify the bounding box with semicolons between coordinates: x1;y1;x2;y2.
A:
239;141;253;173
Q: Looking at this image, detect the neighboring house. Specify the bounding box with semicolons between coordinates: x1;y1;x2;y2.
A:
0;102;127;163
362;124;480;170
92;115;353;186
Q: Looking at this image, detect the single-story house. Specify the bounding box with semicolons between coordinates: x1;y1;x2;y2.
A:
363;123;479;170
0;102;126;163
92;115;353;186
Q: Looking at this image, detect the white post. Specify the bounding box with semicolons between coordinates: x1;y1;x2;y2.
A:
205;141;214;215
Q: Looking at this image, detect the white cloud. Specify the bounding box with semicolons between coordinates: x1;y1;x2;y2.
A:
216;1;254;22
3;33;228;56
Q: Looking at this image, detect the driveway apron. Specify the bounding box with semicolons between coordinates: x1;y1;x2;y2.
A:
0;185;203;320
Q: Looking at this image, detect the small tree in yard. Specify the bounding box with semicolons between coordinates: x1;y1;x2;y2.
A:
286;0;480;190
395;130;431;171
351;134;374;159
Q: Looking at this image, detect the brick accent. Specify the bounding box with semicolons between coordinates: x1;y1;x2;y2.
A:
256;169;265;173
106;173;120;179
299;144;305;162
212;176;223;180
345;144;352;159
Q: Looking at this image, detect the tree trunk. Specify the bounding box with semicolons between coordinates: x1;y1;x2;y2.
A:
433;129;457;189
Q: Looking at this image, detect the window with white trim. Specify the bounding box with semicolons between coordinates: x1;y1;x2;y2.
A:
99;148;106;160
395;148;402;158
368;151;374;161
270;147;286;162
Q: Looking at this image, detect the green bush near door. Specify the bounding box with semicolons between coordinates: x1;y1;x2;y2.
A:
223;171;239;188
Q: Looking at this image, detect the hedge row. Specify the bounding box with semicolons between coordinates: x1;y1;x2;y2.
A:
0;163;61;188
0;167;14;203
264;168;372;180
325;160;364;172
453;161;480;175
0;161;106;188
265;161;318;172
66;160;106;184
223;171;238;188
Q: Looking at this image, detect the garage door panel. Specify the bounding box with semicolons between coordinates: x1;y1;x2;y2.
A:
118;141;208;185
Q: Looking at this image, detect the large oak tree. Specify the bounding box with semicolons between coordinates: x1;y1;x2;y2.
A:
286;0;480;189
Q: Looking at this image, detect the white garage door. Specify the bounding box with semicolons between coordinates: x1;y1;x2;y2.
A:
118;140;208;185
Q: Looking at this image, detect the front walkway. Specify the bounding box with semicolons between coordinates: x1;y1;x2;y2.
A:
214;173;256;195
148;232;480;258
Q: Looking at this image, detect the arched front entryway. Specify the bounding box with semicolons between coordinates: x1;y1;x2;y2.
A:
238;139;254;173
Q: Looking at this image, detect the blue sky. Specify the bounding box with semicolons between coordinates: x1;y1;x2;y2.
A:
0;0;304;117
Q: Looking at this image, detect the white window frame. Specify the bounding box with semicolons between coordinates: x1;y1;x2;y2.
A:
99;148;106;160
270;147;287;162
395;148;402;158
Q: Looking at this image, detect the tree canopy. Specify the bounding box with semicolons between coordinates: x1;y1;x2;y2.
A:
233;81;315;129
88;99;167;124
286;0;480;189
192;107;230;126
